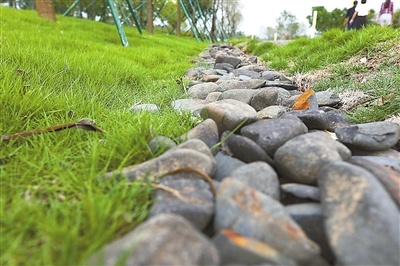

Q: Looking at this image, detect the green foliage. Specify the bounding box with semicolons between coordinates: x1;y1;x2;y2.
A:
306;6;347;32
1;7;207;265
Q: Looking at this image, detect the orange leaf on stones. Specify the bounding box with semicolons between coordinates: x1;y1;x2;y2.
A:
293;89;315;110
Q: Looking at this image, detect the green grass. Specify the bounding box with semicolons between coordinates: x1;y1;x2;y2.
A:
232;26;400;123
0;7;208;265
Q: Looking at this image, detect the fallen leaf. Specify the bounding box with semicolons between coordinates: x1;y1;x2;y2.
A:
293;89;315;110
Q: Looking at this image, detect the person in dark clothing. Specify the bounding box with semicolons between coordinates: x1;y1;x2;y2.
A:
344;1;358;30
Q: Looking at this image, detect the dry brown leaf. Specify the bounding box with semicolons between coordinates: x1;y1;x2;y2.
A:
293;89;315;110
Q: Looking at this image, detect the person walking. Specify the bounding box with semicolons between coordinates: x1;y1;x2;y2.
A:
344;1;358;30
376;0;394;26
349;0;370;30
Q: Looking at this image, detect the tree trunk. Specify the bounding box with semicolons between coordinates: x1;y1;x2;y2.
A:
211;0;218;42
176;1;181;36
146;0;154;34
35;0;56;22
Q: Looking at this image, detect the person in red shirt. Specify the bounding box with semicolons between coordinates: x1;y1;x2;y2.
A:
377;0;394;25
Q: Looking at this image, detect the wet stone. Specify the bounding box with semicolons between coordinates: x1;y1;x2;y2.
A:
335;121;400;151
241;118;308;157
319;161;400;266
89;214;220;265
274;131;351;184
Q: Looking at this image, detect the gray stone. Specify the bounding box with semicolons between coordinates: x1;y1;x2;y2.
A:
283;109;353;131
241;118;308;157
214;178;320;264
285;203;335;264
335;121;400;151
181;118;219;153
205;91;222;102
231;161;280;199
224;132;275;166
315;91;341;107
130;103;160;113
148;174;214;230
104;146;216;182
350;147;400;159
281;183;320;202
250;88;279;111
171;98;207;116
263;80;298;90
274;131;351;184
319;161;400;266
348;156;400;208
215;55;242;68
186;67;203;79
214;62;234;72
232;69;261;79
258;105;287;119
188;82;221;100
214;152;246;181
212;230;296;266
148;135;176;155
89;214;220;265
200;99;259;135
218;89;255;104
261;70;292;82
216;79;266;91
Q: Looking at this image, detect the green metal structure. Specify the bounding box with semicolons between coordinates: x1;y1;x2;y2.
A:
63;0;225;46
63;0;143;47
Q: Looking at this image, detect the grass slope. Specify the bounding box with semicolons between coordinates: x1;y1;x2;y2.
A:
234;27;400;123
1;7;207;265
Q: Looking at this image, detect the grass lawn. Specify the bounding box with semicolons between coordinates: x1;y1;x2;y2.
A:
1;7;207;265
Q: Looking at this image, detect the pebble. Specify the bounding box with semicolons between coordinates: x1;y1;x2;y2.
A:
97;44;400;265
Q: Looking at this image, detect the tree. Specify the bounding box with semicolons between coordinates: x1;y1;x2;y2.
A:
221;0;242;37
306;6;346;32
210;0;219;42
275;10;300;39
35;0;56;22
146;0;153;34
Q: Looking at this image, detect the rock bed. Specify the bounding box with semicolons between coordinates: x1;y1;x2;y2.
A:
90;44;400;265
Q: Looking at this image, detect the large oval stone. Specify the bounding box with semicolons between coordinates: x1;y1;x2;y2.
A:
319;161;400;266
